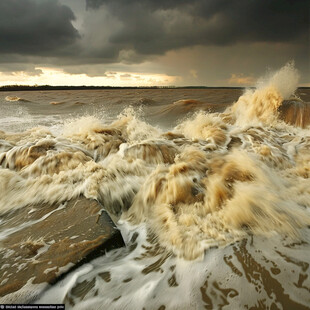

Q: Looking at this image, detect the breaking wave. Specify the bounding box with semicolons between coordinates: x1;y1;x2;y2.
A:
0;63;309;309
5;96;30;102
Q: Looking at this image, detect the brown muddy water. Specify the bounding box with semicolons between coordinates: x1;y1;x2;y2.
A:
0;64;310;309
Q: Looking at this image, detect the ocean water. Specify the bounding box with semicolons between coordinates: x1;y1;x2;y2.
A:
0;64;310;309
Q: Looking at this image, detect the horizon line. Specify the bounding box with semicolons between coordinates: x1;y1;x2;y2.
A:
0;85;309;91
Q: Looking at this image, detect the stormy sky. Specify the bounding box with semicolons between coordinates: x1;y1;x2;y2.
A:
0;0;309;86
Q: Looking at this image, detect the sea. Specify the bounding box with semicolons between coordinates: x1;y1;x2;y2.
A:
0;64;309;309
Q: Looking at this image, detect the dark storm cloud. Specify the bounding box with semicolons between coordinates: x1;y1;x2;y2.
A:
0;0;308;83
86;0;190;10
0;0;79;55
86;0;309;55
0;61;43;76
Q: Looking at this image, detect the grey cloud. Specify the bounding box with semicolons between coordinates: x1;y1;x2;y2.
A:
194;0;309;43
0;62;43;76
86;0;190;11
0;0;308;84
154;43;310;86
85;0;309;55
0;0;79;55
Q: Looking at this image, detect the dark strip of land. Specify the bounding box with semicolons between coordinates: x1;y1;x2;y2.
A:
1;85;247;91
0;85;308;92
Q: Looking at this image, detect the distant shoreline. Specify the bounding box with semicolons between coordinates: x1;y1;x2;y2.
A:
0;85;309;92
0;85;246;91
